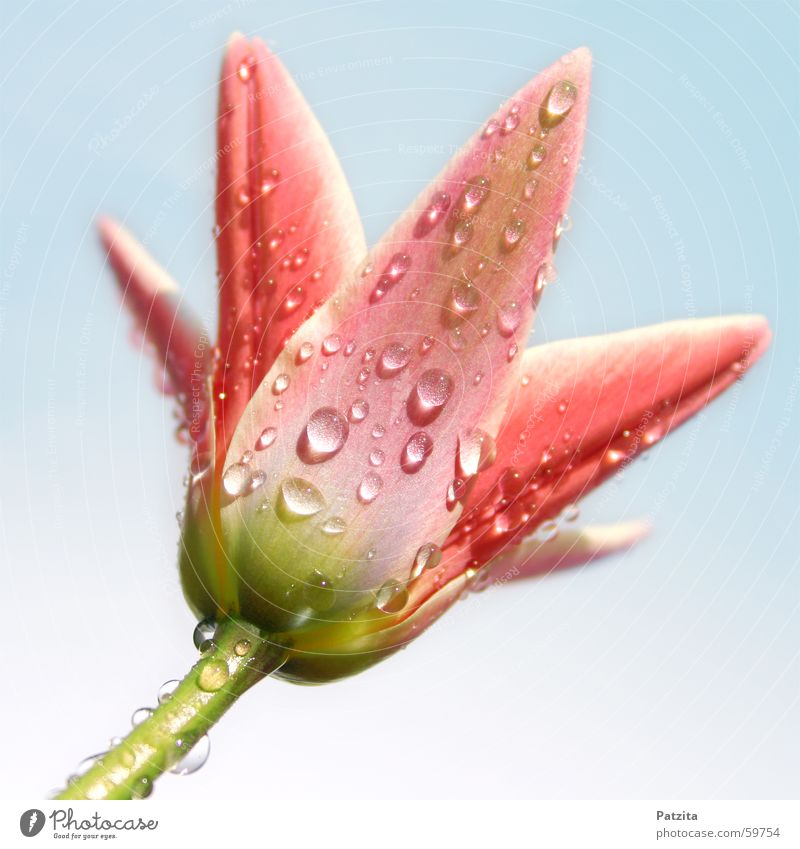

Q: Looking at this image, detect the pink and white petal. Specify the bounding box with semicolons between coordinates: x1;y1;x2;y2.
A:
98;216;210;443
213;34;367;458
219;49;593;633
450;315;771;567
471;519;650;590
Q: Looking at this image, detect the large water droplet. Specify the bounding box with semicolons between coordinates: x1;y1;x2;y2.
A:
458;429;497;477
357;471;383;504
321;516;347;535
349;399;369;422
527;143;547;169
497;300;523;337
279;477;325;518
297;342;314;363
257;427;277;450
198;658;229;692
463;175;490;210
170;734;210;776
414;191;451;237
298;407;349;463
408;369;454;425
401;431;433;473
411;542;442;579
387;253;411;281
157;679;180;704
375;579;409;613
222;462;251;497
322;334;342;355
502;218;525;251
131;707;153;727
449;280;481;318
272;374;290;394
192;617;216;651
377;343;412;378
303;569;337;611
540;80;578;129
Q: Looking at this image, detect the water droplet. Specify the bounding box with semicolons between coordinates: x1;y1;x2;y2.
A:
463;175;490;210
534;261;558;295
369;449;385;467
497;300;523;337
349;399;369;423
233;639;251;657
261;168;280;195
450;280;481;318
420;335;434;355
521;374;530;386
482;117;501;138
366;547;377;561
322;334;342;355
452;219;474;249
377;343;412;378
158;680;180;704
387;253;411;280
458;429;497;477
272;373;290;394
411;542;442;579
553;213;572;248
344;340;356;357
371;424;385;439
507;342;518;361
222;462;251;497
131;707;153;727
407;369;454;425
170;734;210;776
357;367;371;385
362;348;376;364
237;61;251;82
540;80;578;129
415;191;451;236
358;471;383;503
279;477;325;518
198;658;229;692
502;106;521;133
376;579;408;613
502;218;525;251
192;617;216;651
446;477;467;509
298;407;349;463
240;450;254;465
562;503;580;522
448;326;467;352
527;143;547;169
257;427;277;450
249;469;267;491
473;372;483;385
297;342;314;363
321;516;347;535
401;431;433;473
523;179;538;200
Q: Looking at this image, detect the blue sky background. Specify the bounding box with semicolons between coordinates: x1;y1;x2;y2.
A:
1;0;798;799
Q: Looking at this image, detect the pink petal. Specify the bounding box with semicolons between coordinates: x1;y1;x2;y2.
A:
98;216;210;444
471;519;650;589
213;34;367;459
218;49;592;632
448;315;771;568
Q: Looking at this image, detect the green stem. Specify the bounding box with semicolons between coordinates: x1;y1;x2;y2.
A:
55;617;287;801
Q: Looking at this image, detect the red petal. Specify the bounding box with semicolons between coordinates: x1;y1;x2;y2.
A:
213;34;367;458
98;216;210;444
218;49;592;631
451;315;771;567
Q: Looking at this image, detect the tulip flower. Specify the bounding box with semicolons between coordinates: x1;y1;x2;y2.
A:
57;34;770;800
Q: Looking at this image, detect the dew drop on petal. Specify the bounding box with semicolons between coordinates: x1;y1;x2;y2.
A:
272;373;290;394
321;516;347;535
322;334;342;355
497;300;523;337
377;343;412;378
222;463;251;497
463;175;491;210
401;431;433;474
415;191;451;237
482;117;501;138
540;80;578;129
527;143;547;169
375;579;408;613
297;342;314;363
411;542;442;579
502;219;526;251
458;429;497;477
538;519;559;542
502;106;521;133
256;427;277;450
298;407;349;463
387;253;411;280
407;369;454;425
446;477;467;510
523;179;538;200
349;399;369;423
357;367;371;385
358;471;383;503
450;280;481;317
369;449;385;467
420;335;434;355
344;340;356;357
372;424;385;439
279;477;325;518
452;219;474;249
249;470;267;492
507;343;518;361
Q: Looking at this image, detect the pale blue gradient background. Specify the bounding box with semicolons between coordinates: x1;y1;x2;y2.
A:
1;0;797;799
